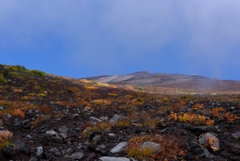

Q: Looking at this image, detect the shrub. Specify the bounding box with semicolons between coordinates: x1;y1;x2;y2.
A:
30;70;46;76
134;86;145;90
162;97;170;103
137;97;144;102
114;120;130;127
12;109;25;118
192;103;203;110
224;112;239;122
0;76;7;83
39;105;53;114
2;69;9;76
0;141;16;150
126;134;186;160
81;122;112;138
212;107;226;118
0;131;13;144
143;118;159;128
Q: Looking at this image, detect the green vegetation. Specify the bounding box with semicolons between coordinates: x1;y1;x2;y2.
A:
2;69;9;76
29;70;46;76
134;86;145;90
137;97;144;102
82;122;112;138
0;141;16;150
5;65;46;77
0;76;7;83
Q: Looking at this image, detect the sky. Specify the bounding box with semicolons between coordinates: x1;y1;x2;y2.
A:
1;1;240;80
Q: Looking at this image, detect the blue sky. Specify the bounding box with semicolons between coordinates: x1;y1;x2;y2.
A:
1;1;240;80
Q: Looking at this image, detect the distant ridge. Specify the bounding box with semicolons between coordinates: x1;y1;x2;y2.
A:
85;71;240;92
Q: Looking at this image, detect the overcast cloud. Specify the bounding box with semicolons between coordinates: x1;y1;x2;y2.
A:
0;0;240;79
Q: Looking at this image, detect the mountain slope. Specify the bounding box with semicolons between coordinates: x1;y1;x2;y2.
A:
1;64;240;160
86;71;240;93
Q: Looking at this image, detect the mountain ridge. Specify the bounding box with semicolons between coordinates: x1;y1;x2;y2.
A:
84;71;240;93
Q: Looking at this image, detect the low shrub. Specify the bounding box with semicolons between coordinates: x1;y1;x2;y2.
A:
29;70;46;76
81;122;112;138
126;134;186;160
2;69;9;76
137;97;144;102
0;76;7;83
114;120;130;127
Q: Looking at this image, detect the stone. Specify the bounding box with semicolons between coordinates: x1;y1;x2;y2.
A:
13;139;28;154
99;157;131;161
0;106;4;110
36;146;43;157
92;135;101;142
108;133;116;139
232;131;240;139
90;116;102;124
199;133;219;151
109;114;124;124
29;157;38;161
110;142;128;154
3;113;12;120
59;126;68;133
51;136;63;143
189;142;205;158
155;120;169;129
75;127;81;131
59;133;67;139
141;141;161;154
72;114;79;118
96;144;107;154
65;152;84;160
62;147;74;155
100;116;108;121
46;130;58;136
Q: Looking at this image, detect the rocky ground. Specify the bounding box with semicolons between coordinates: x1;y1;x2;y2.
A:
0;65;240;161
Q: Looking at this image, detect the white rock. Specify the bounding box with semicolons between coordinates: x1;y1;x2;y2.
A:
36;146;43;156
110;142;127;153
90;116;102;124
99;157;130;161
141;141;161;154
70;152;84;160
46;130;58;136
100;116;108;121
59;126;68;133
109;114;124;124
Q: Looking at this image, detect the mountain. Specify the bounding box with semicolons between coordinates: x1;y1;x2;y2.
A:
1;64;240;160
85;71;240;93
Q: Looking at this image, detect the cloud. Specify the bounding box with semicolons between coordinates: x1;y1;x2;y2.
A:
0;0;240;79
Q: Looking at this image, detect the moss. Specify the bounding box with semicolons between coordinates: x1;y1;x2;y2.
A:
0;141;16;150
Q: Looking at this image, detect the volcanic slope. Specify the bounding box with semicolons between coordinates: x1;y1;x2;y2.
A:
0;64;240;160
86;71;240;94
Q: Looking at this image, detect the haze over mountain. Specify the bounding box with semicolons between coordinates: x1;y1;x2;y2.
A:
86;71;240;92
